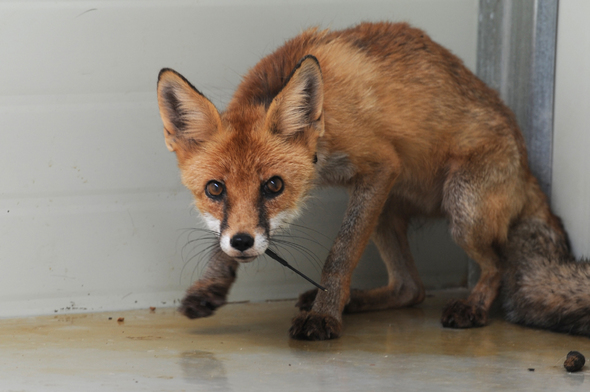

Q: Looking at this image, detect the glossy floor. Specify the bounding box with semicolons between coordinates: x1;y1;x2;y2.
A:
0;290;588;391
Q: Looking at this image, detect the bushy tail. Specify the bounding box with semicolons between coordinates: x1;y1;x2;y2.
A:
502;218;590;336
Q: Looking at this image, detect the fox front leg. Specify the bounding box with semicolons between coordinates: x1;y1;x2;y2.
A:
289;166;398;340
179;249;238;319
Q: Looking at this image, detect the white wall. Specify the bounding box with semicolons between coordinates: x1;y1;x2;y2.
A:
0;0;478;317
552;0;590;259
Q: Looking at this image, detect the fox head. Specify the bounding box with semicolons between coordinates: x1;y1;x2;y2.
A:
157;56;324;262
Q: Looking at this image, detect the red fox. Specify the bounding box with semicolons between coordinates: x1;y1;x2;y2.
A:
157;22;590;340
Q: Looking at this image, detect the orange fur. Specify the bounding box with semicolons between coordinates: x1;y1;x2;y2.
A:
158;22;589;340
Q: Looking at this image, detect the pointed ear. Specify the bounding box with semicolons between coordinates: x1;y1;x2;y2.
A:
266;55;324;139
157;68;221;152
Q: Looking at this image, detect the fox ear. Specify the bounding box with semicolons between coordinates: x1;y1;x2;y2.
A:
266;55;324;139
157;68;221;152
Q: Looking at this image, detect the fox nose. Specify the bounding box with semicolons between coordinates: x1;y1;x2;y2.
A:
230;233;254;252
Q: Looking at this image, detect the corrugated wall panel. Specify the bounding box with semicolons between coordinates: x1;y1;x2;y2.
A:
0;0;477;316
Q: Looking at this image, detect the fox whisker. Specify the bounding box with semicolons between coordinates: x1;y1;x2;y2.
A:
188;243;220;284
270;237;324;273
177;228;220;285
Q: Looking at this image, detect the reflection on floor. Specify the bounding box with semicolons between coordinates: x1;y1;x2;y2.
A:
0;290;588;391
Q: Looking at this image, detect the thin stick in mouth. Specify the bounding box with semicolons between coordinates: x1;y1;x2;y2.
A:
265;249;328;292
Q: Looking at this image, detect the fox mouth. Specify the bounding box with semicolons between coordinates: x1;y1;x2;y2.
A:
235;255;257;262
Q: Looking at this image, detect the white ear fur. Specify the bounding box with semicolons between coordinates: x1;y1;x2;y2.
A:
267;55;324;138
157;68;221;152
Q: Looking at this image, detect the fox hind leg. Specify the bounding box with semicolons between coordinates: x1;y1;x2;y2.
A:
345;210;425;312
440;246;501;328
440;162;518;328
296;206;425;313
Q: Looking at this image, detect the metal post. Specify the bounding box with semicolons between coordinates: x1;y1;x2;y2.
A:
470;0;559;287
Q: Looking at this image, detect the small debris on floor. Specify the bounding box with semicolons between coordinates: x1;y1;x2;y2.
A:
117;317;125;323
149;307;156;312
564;351;585;372
528;368;535;372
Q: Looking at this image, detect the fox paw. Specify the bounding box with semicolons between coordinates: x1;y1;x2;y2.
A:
441;299;486;328
289;311;342;340
295;289;318;312
178;284;228;319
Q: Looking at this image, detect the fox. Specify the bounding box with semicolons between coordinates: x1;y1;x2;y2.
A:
156;22;590;340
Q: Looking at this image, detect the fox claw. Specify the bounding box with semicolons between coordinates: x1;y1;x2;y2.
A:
441;299;487;328
289;311;342;340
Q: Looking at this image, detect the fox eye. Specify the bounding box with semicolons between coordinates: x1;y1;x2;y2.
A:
263;176;284;197
205;180;224;200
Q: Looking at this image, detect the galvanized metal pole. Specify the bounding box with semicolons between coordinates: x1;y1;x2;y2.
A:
477;0;558;197
470;0;559;287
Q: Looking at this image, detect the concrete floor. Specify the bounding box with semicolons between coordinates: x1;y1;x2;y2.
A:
0;290;588;391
